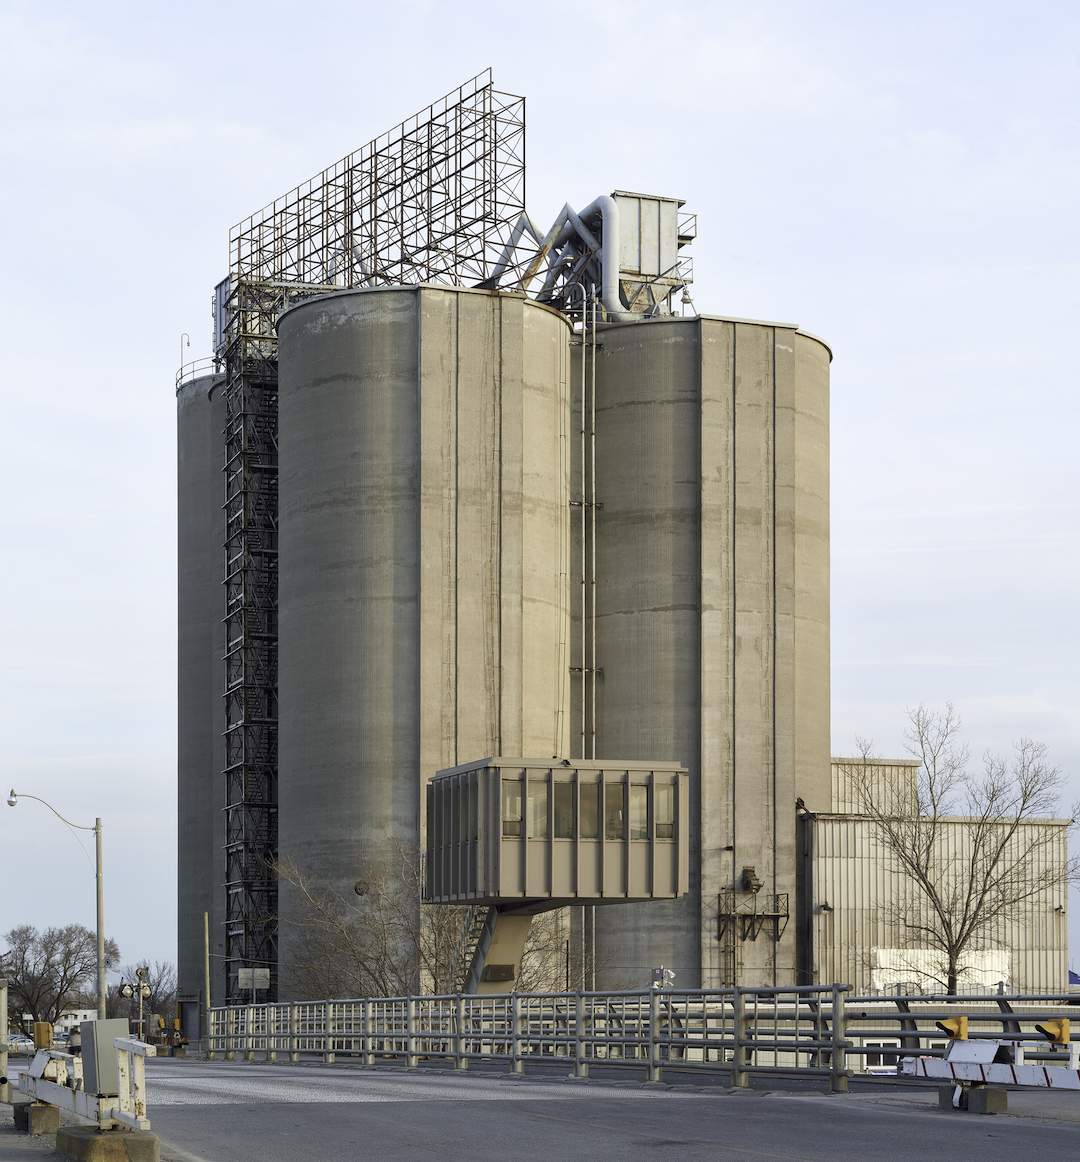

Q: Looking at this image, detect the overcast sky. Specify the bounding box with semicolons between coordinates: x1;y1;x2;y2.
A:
2;0;1078;973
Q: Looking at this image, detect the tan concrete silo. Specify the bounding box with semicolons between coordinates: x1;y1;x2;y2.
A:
574;315;831;989
275;287;570;997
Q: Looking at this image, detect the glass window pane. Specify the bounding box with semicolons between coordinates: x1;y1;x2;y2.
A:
502;778;522;838
605;782;626;840
655;784;674;839
580;783;599;839
554;782;575;839
528;779;549;839
630;785;648;840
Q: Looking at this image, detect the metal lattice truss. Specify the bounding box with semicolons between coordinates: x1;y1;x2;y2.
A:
224;68;526;351
220;70;526;1003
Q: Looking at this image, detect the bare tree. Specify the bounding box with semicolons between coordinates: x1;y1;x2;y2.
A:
276;851;569;997
276;852;435;998
517;910;570;993
2;924;120;1023
842;704;1078;994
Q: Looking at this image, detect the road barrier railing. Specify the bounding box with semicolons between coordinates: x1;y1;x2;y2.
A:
210;984;853;1089
15;1035;155;1131
208;987;1080;1090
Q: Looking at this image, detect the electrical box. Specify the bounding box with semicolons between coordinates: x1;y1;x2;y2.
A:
80;1018;129;1097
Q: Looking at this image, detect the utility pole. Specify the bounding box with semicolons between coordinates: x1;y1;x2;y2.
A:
95;818;105;1020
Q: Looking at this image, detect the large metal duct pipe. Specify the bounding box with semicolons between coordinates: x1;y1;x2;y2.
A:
176;370;227;1019
275;286;570;998
575;195;632;321
540;196;631;321
573;316;831;991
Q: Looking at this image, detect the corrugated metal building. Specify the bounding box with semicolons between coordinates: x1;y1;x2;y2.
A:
800;759;1069;993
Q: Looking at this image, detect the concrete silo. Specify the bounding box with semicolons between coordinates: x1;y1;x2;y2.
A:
176;371;227;1027
275;286;570;996
574;316;831;990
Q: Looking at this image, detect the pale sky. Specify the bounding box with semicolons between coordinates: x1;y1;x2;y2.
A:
2;0;1078;972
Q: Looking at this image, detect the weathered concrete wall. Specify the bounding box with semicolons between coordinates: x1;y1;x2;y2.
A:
275;287;569;997
176;372;227;1011
573;316;831;989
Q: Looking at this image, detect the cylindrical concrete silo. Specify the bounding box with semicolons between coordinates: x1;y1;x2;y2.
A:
276;286;570;998
576;316;830;990
176;371;227;1024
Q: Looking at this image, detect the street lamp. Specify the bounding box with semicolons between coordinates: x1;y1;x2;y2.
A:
7;790;107;1021
119;966;151;1040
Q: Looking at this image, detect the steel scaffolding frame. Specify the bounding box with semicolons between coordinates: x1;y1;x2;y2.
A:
221;69;526;1003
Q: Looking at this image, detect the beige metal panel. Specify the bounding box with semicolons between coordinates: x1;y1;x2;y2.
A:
614;192;681;279
830;758;919;814
810;813;1069;992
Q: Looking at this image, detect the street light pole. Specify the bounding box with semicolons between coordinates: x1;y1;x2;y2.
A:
95;818;105;1020
7;790;107;1020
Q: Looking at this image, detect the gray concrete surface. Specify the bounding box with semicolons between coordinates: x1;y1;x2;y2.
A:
138;1058;1080;1162
175;371;227;1016
12;1103;57;1136
55;1126;159;1161
575;317;831;989
275;287;570;995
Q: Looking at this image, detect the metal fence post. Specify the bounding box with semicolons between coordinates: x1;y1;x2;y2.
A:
455;994;469;1071
407;997;419;1069
810;998;824;1069
0;975;9;1104
573;991;589;1079
224;1007;236;1061
363;998;375;1067
289;1004;300;1064
731;988;749;1088
647;989;662;1083
324;1002;336;1065
510;994;523;1075
244;1005;256;1062
266;1004;277;1064
829;985;848;1093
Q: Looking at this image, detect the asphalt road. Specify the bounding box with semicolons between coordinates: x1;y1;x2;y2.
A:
143;1057;1080;1162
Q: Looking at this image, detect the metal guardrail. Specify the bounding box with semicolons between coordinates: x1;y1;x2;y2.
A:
16;1036;156;1131
210;985;851;1089
175;356;220;391
208;986;1080;1091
